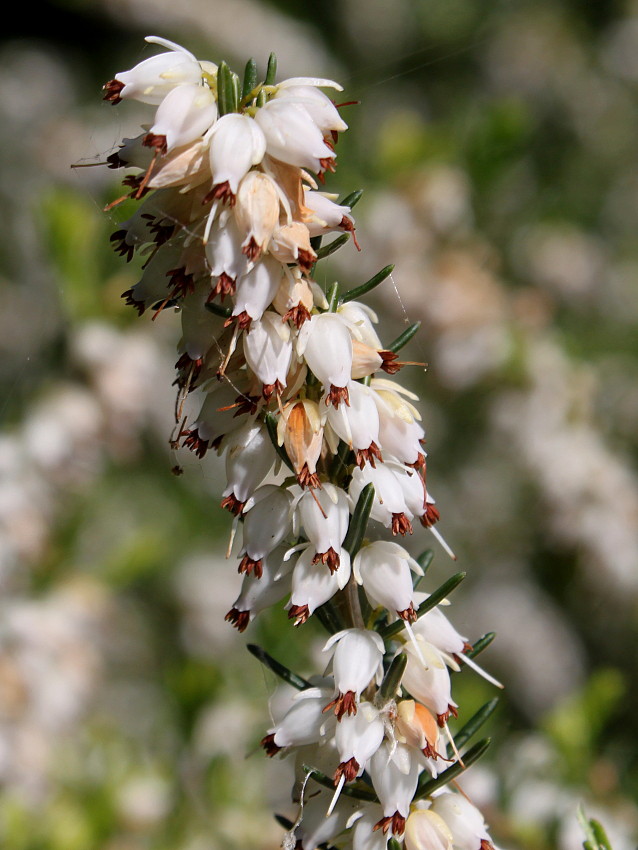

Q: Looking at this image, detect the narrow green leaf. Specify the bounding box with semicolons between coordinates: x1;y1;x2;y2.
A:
204;300;232;318
306;766;378;803
341;264;394;304
217;61;234;115
343;483;374;558
315;233;349;260
327;282;340;312
265;52;277;85
241;59;257;101
231;72;241;111
247;644;311;690
264;411;294;472
415;738;491;799
388;321;421;354
466;632;496;659
310;234;323;252
591;819;614;850
379;653;407;702
381;572;466;640
454;698;499;750
339;189;363;209
388;840;402;850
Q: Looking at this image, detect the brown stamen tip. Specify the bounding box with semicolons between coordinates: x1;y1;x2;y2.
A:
436;705;458;728
391;513;413;536
480;841;495;850
323;690;357;720
422;743;439;760
210;272;236;302
182;428;210;459
297;248;317;273
419;504;440;528
326;384;350;409
224;608;251;632
262;381;284;402
242;237;261;262
202;180;236;207
380;350;403;374
312;547;340;573
333;757;360;784
110;230;135;262
121;289;145;316
103;79;124;104
462;641;474;654
319;156;336;174
407;452;426;471
340;215;361;251
142;132;168;154
373;814;406;837
398;603;418;623
220;495;245;516
260;733;281;757
356;442;383;469
282;304;311;328
238;554;263;579
288;604;310;626
297;464;321;489
224;310;252;331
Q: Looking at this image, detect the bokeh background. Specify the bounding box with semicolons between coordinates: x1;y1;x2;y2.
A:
2;0;638;847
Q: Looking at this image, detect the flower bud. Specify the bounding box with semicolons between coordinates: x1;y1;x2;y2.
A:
234;171;280;261
279;400;324;488
296;483;349;572
404;810;454;850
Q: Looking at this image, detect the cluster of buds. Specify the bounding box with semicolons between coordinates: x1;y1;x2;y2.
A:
102;38;501;850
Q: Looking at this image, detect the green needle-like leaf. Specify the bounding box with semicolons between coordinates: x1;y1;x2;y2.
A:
264;412;294;472
454;698;499;750
217;62;236;115
306;766;378;803
379;653;407;702
591;819;614;850
339;189;363;209
381;572;466;640
328;282;340;312
466;632;496;659
388;321;421;354
413;549;434;587
341;264;394;304
388;840;402;850
343;483;374;558
316;233;350;259
415;738;491;799
247;644;311;690
204;301;232;318
264;52;277;85
242;58;257;101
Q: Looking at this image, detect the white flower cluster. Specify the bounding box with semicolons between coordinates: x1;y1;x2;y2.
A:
103;38;500;850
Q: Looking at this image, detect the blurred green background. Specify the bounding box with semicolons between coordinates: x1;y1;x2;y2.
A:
1;0;638;847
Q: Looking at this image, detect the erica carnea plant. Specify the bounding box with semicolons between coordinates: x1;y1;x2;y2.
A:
101;36;503;850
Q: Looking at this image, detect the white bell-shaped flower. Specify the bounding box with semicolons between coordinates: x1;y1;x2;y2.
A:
334;702;385;782
295;789;357;850
369;742;421;836
401;641;458;725
269;221;316;272
338;301;382;349
205;212;248;299
392;464;427;520
225;545;293;632
243;311;292;398
353;541;422;621
146;83;218;152
396;699;441;761
324;380;381;467
297;312;353;407
254;98;335;172
261;688;334;755
274;85;348;134
238;484;293;576
232;255;284;327
429;792;494;850
349;463;414;536
404;810;454;850
296;482;350;572
411;593;469;657
106;37;203;105
221;422;276;515
234;170;281;261
353;807;391;850
378;411;426;469
322;628;384;719
288;546;351;625
279;399;324;489
207;113;266;203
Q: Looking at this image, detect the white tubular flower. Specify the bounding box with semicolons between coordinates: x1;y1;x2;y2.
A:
429;792;495;850
297;312;353;407
338;301;382;349
401;642;458;726
404;810;454;850
411;593;469;658
234;170;281;261
225;545;293;632
279;399;324;489
304;190;353;237
296;483;350;573
295;789;356;850
237;484;293;577
104;37;203;105
274;85;348;135
221;422;276;515
269;222;316;273
254;99;335;173
288;547;351;626
323;381;382;468
392;464;427;520
351;340;384;379
353;807;391;850
353;541;421;622
205;211;247;301
145;139;210;190
261;688;334;756
334;702;385;783
369;742;421;837
144;83;218;153
207;113;266;204
272;267;314;327
323;628;384;719
395;699;441;760
378;412;426;469
243;311;292;399
349;463;414;536
232;255;284;328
